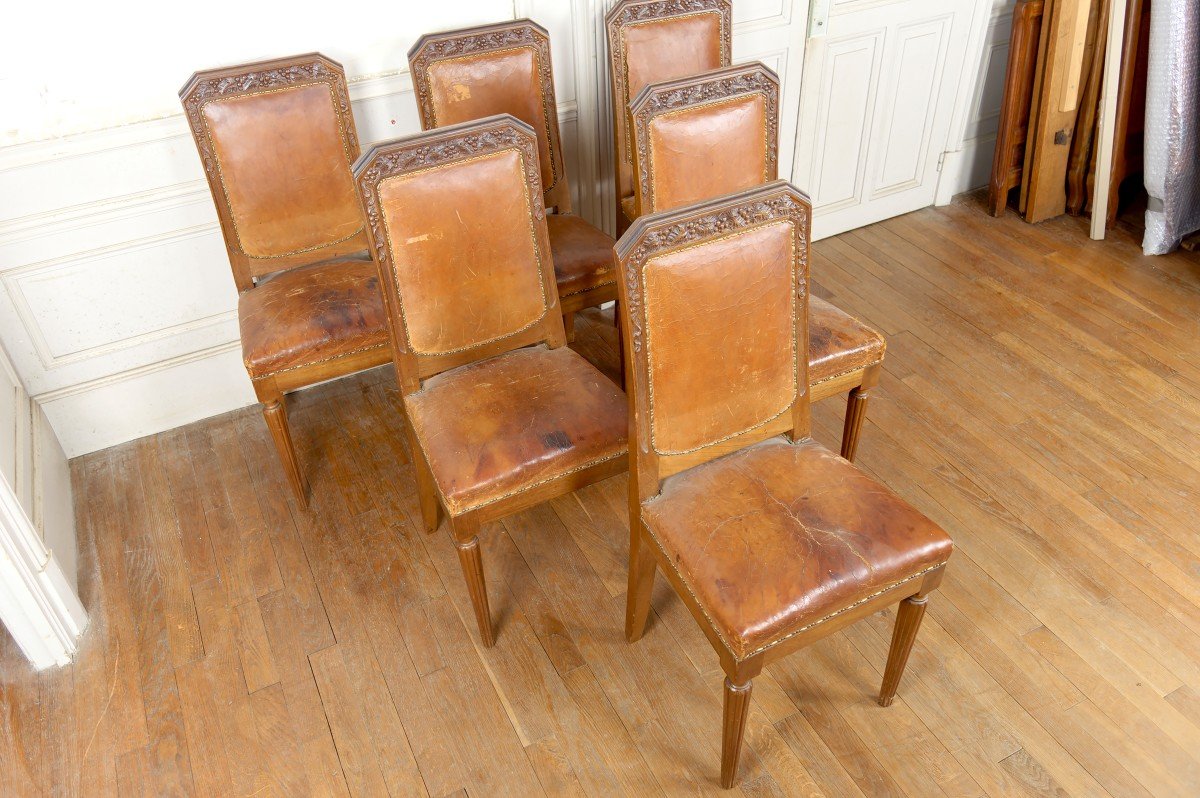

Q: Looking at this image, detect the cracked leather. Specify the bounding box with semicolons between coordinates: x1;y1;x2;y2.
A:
404;345;627;514
239;257;388;378
642;437;953;659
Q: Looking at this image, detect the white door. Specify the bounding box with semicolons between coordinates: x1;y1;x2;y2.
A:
791;0;977;239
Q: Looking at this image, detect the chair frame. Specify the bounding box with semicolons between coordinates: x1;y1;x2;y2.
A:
605;0;733;235
180;54;391;508
408;20;620;323
615;182;945;787
353;116;627;647
629;63;880;460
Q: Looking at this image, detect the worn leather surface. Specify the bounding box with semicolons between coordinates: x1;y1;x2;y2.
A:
546;214;617;297
239;257;388;378
377;148;548;355
648;95;768;213
808;296;886;384
203;83;362;260
424;49;556;194
405;345;627;514
642;437;953;659
618;13;724;198
644;220;796;454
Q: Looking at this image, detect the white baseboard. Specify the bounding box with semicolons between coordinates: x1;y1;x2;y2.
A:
35;342;255;458
936;133;997;205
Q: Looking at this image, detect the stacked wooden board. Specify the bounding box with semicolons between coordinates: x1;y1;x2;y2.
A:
988;0;1150;225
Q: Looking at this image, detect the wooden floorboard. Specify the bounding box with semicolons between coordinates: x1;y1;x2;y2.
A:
2;194;1199;796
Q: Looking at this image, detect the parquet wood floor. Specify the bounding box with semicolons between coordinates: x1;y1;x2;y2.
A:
3;195;1199;796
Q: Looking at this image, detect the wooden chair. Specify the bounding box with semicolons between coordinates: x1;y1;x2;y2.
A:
606;0;732;236
408;21;619;339
615;181;953;788
629;62;886;460
352;115;628;647
180;54;391;509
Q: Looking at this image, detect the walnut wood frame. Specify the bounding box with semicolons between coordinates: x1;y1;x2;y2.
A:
408;20;619;323
605;0;733;236
353;115;627;647
180;54;391;509
615;182;943;788
629;62;878;460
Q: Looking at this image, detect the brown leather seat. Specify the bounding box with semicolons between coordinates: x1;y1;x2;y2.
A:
809;295;886;385
617;182;951;788
354;116;630;647
642;437;952;660
180;54;392;508
238;258;389;378
545;214;617;299
405;345;626;515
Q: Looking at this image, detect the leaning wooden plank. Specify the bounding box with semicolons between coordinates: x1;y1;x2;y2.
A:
1066;0;1109;215
1025;0;1092;223
989;0;1047;217
1020;0;1057;213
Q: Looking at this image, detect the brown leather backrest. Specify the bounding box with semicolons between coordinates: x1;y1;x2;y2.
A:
615;181;811;495
408;20;571;213
606;0;732;203
630;63;779;217
180;54;367;291
353;115;565;394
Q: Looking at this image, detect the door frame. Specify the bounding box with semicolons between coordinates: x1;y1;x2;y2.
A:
0;469;87;669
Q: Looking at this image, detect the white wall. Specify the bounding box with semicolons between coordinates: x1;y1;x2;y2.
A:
0;0;809;458
936;0;1016;203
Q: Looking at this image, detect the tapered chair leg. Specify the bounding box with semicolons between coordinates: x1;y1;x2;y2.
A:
878;594;929;707
563;311;576;343
841;363;881;461
452;519;494;647
412;449;442;534
625;529;656;642
262;397;309;509
720;677;753;788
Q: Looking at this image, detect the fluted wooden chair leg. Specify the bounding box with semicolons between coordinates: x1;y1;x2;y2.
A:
261;395;308;509
452;517;494;647
720;677;753;789
841;363;881;461
878;594;929;707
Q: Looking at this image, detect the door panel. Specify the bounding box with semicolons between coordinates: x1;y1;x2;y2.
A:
793;0;975;238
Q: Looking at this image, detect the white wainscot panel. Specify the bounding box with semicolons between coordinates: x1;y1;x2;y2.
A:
38;344;255;458
872;16;951;195
735;0;790;27
810;32;883;209
5;228;236;369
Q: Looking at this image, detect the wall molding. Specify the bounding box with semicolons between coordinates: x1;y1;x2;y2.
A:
0;453;86;670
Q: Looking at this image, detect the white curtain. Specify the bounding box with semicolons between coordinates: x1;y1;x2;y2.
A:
1142;0;1200;254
